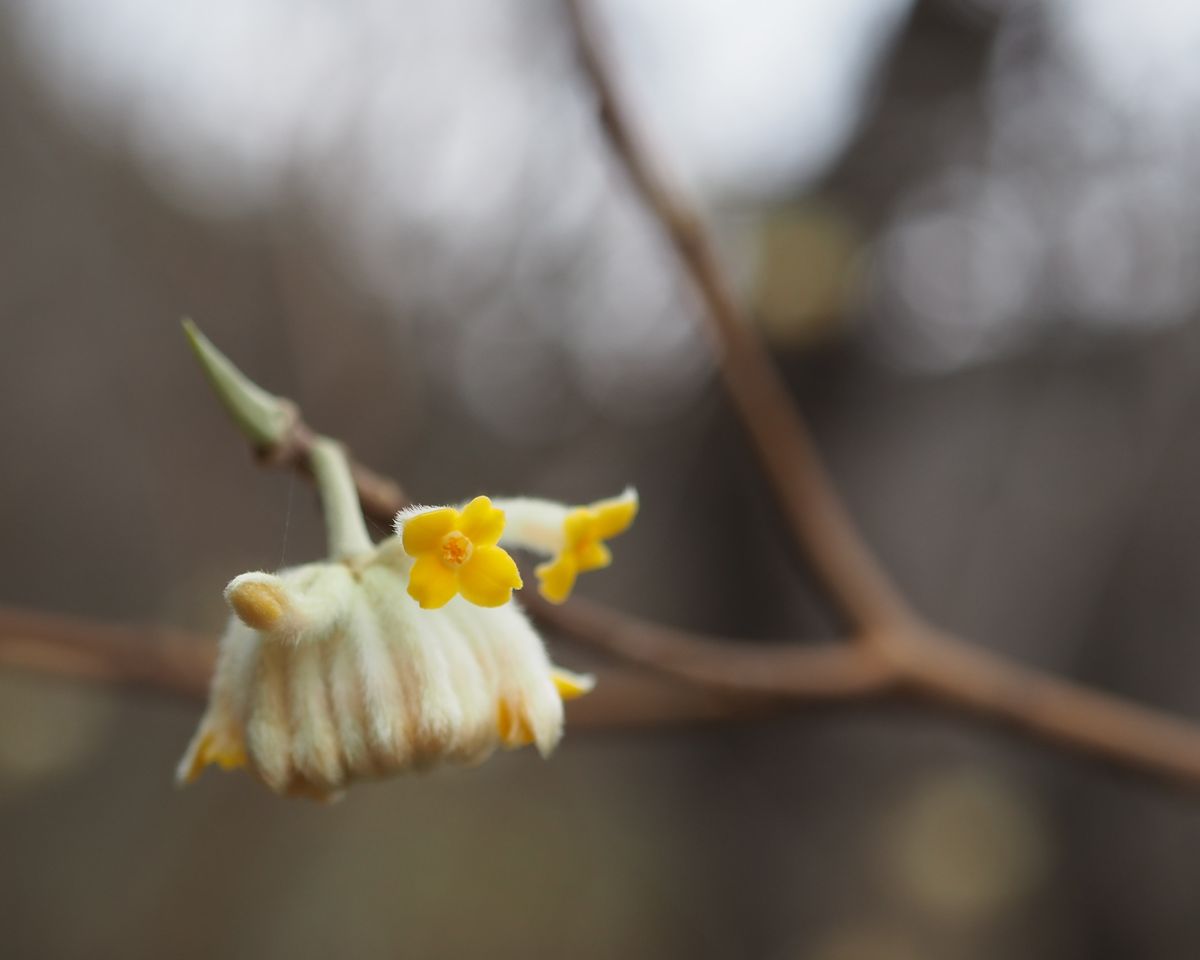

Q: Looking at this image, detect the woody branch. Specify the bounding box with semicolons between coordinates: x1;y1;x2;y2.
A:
559;0;1200;784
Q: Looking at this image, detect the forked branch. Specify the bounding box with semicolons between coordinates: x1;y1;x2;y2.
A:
559;0;1200;785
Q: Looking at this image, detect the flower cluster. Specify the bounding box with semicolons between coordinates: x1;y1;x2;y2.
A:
179;486;636;801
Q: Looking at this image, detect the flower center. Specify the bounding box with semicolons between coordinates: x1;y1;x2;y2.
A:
440;531;474;568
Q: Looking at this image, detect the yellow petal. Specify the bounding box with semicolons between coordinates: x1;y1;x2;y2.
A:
181;732;214;784
458;545;522;607
407;554;460;609
183;731;246;783
536;555;578;604
401;507;458;556
497;699;535;747
458;495;506;548
551;667;595;701
590;491;639;540
576;541;612;573
212;741;247;771
563;509;594;549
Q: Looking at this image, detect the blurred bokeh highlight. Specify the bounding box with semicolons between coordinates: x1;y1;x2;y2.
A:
3;0;1200;956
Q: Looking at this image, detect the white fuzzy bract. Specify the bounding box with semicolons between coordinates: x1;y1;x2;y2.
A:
178;542;568;801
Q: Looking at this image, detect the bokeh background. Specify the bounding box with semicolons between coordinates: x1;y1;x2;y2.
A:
4;0;1200;956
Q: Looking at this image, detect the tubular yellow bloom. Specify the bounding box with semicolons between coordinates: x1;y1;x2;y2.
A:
494;488;639;604
400;496;523;609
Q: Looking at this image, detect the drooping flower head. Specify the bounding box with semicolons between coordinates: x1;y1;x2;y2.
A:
179;548;592;801
177;323;635;801
178;445;633;801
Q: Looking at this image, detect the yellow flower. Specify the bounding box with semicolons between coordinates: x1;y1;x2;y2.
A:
400;496;523;609
533;489;639;604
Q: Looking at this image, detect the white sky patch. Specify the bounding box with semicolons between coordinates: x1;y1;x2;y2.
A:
10;0;910;429
1052;0;1200;132
10;0;911;205
19;0;1200;379
596;0;912;196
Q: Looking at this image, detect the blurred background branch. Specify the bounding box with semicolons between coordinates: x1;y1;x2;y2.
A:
0;606;755;730
562;0;1200;785
3;0;1200;795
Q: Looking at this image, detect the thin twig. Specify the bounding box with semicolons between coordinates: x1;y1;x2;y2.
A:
525;593;890;699
255;410;408;524
898;630;1200;785
0;607;213;700
562;0;913;639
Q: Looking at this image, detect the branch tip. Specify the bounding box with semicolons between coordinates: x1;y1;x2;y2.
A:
181;318;294;448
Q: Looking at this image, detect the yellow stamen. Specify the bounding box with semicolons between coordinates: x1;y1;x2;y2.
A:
440;530;474;568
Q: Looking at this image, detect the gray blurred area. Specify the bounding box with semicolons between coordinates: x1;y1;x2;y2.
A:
3;1;1200;957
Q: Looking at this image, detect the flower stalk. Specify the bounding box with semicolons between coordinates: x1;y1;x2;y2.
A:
309;437;373;559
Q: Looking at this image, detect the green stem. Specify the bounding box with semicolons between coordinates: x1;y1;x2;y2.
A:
182;319;292;446
309;437;373;558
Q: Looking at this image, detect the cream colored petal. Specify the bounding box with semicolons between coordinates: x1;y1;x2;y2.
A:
492;497;569;557
462;602;563;757
286;637;344;789
245;640;293;793
348;585;411;772
369;535;414;573
364;567;463;769
326;618;376;780
177;616;262;786
419;606;495;766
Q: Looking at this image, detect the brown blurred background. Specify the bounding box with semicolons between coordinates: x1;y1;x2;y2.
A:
4;0;1200;957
